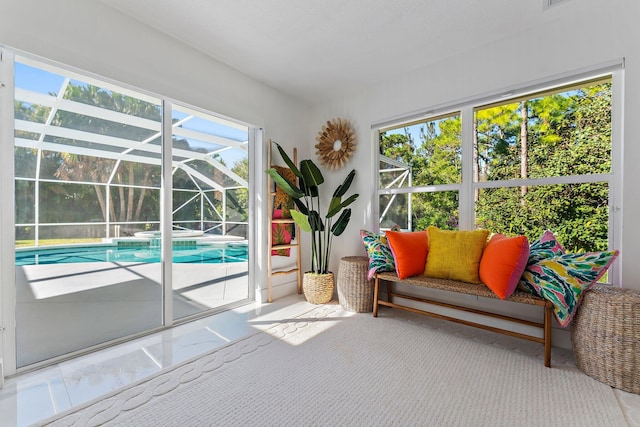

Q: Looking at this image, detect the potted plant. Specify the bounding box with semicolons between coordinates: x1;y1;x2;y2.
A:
267;142;359;303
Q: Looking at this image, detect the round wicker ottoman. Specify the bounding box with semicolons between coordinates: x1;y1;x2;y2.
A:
571;284;640;394
337;256;374;313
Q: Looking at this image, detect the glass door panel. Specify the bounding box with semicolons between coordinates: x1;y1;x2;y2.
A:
171;106;250;321
14;57;164;367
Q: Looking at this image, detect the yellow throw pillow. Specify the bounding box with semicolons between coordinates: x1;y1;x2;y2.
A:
424;226;490;283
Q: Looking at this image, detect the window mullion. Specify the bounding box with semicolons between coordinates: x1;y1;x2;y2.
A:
378;183;461;195
459;106;475;230
161;100;173;326
474;173;613;189
609;68;624;285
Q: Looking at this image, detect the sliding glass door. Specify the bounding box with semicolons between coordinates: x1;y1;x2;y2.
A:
9;53;252;370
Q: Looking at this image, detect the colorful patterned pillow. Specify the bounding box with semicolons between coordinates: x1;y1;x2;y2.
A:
527;230;565;265
519;250;619;327
360;229;395;280
518;230;565;293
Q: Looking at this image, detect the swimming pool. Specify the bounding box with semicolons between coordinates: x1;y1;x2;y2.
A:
16;242;248;266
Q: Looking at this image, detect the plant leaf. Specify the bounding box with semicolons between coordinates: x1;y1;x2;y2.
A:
266;168;304;199
331;209;351;236
327;196;342;218
300;178;319;198
308;210;324;232
300;160;324;188
273;142;301;178
292;198;309;215
340;193;359;208
291;209;310;232
333;169;356;198
327;193;359;217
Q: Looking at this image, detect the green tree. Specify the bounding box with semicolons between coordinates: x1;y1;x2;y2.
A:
413;117;461;230
228;157;249;223
475;83;611;252
52;83;162;224
380;118;462;231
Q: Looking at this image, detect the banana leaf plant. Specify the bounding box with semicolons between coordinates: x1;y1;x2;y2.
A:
266;142;359;274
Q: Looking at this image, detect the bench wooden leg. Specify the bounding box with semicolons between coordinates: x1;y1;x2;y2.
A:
373;276;380;317
544;301;552;368
386;280;391;303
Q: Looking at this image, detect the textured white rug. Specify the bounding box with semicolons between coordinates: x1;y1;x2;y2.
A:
40;303;631;426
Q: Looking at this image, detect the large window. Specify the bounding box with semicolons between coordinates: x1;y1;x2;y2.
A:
474;80;612;252
377;71;620;260
379;113;461;231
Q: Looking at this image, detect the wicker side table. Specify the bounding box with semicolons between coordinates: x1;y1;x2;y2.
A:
571;284;640;394
337;256;374;313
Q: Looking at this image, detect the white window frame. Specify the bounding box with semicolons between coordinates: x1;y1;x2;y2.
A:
0;49;17;382
373;60;624;286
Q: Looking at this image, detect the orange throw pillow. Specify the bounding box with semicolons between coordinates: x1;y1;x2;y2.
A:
385;230;429;279
479;234;529;299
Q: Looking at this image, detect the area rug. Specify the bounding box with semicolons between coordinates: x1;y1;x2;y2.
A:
39;303;629;426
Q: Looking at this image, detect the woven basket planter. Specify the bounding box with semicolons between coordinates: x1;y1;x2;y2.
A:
303;272;334;304
337;256;374;312
571;284;640;394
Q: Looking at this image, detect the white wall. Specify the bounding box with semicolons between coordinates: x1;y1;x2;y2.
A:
310;0;640;292
0;0;309;304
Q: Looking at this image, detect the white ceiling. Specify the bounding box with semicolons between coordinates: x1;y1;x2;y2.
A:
101;0;561;105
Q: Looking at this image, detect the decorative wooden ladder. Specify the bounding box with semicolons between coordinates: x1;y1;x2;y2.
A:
267;139;302;302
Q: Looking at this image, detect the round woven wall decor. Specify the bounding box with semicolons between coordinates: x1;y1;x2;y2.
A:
314;118;356;170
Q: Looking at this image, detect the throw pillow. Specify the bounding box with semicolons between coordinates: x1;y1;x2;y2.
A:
518;230;566;293
519;250;619;327
424;226;490;284
360;229;396;280
385;230;429;280
527;230;565;265
479;234;529;299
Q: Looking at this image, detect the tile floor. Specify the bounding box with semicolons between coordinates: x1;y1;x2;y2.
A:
0;294;315;427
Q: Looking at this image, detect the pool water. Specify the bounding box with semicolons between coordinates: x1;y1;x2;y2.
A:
16;243;248;266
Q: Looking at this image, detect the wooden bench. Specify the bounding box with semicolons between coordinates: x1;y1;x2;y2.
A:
373;271;554;367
